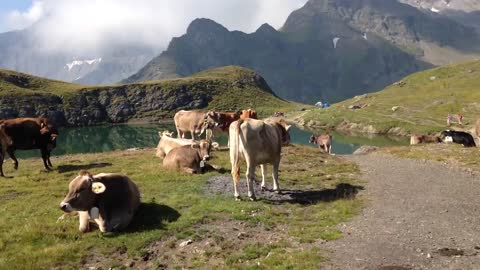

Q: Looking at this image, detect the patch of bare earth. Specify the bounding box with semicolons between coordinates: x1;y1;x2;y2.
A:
322;153;480;270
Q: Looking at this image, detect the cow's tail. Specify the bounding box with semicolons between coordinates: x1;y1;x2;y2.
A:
230;120;243;185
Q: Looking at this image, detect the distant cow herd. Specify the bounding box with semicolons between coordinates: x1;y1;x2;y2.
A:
2;112;480;234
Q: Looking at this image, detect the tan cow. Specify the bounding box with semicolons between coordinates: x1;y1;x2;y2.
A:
163;140;213;174
309;134;332;154
229;118;291;201
476;119;480;138
60;171;140;233
156;130;192;158
174;110;211;140
0;124;13;177
410;134;442;145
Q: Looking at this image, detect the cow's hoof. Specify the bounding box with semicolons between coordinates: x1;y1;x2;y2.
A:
13;165;18;170
235;196;241;201
261;186;267;192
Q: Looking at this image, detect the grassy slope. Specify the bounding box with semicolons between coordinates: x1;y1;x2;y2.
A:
300;60;480;135
0;145;362;269
0;66;305;117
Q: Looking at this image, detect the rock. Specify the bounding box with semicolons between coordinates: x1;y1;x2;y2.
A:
430;76;436;81
348;104;362;110
353;146;379;155
179;239;193;247
392;106;400;112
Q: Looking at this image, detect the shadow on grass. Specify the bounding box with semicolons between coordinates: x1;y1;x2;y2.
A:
265;183;364;205
126;202;181;233
57;162;113;173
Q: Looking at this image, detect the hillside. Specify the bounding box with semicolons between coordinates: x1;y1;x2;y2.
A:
298;60;480;135
0;66;302;126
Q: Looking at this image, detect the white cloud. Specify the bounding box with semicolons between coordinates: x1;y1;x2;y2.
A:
2;0;307;53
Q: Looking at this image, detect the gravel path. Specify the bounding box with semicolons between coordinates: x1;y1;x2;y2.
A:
323;153;480;270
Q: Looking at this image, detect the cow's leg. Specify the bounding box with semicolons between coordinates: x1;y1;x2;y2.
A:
7;149;18;170
0;152;4;177
94;214;107;233
47;151;53;167
272;161;281;193
232;165;241;200
191;130;196;141
324;144;329;154
260;164;267;192
78;211;90;233
246;165;256;201
40;148;51;170
328;145;332;155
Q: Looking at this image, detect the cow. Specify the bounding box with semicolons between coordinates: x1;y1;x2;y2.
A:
59;171;140;233
240;109;258;120
309;134;332;154
174;110;211;140
440;130;476;147
0;124;13;177
476;118;480;138
163;140;213;174
156;130;219;158
0;117;58;172
229;117;291;201
410;134;442;145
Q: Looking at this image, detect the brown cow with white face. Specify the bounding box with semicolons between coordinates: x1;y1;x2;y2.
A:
163;140;213;174
410;134;442;145
174;110;212;140
309;134;332;154
60;171;140;233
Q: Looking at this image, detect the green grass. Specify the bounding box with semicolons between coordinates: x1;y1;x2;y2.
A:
0;145;363;269
299;60;480;135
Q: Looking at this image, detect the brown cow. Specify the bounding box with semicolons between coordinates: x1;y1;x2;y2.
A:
476;119;480;138
0;124;13;177
0;117;58;173
163;140;213;174
60;171;140;233
174;110;211;140
156;130;219;158
309;134;332;154
240;109;258;120
410;134;442;145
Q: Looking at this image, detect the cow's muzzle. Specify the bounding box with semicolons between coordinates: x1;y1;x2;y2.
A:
60;202;73;213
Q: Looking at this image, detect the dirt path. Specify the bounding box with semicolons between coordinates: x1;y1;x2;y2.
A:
323;153;480;270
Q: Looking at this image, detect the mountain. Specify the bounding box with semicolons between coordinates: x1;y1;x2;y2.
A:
0;66;301;126
299;60;480;135
0;27;157;85
400;0;480;33
125;0;480;103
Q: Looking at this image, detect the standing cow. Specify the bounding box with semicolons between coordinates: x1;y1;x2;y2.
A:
309;134;332;154
60;171;140;233
0;117;58;173
229;118;291;201
440;130;476;147
174;110;211;140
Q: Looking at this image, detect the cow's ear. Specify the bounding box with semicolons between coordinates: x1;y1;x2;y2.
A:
285;125;292;131
92;182;106;194
191;143;200;149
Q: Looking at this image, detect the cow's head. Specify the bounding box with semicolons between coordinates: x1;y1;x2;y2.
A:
309;134;316;144
159;130;174;138
192;140;212;161
60;171;106;212
204;111;220;129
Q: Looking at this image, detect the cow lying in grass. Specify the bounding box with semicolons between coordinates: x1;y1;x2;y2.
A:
309;134;332;154
410;134;442;145
60;171;140;233
441;130;476;147
163;140;216;174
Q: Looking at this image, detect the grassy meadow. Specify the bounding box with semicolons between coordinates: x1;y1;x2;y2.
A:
299;60;480;135
0;145;363;269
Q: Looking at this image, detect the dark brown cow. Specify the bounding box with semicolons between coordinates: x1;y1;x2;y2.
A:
163;140;213;174
0;124;13;177
309;134;332;154
0;117;58;173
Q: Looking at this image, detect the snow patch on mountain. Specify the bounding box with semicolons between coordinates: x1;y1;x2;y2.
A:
65;58;102;71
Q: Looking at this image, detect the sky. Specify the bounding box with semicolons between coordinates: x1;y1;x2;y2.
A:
0;0;308;53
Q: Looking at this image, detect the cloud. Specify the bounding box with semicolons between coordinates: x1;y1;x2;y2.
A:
2;0;307;53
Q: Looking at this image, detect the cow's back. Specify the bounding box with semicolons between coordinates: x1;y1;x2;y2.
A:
0;118;43;149
93;173;140;228
163;145;201;171
156;136;193;158
174;110;205;131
